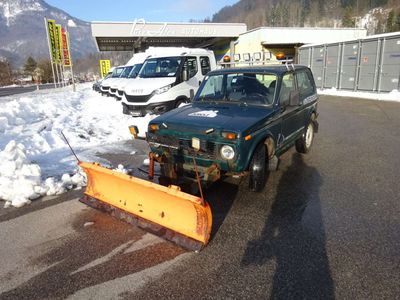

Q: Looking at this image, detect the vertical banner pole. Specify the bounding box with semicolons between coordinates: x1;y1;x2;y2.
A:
44;17;57;88
66;30;76;92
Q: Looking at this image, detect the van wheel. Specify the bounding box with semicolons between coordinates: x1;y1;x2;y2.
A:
122;104;128;115
248;143;267;192
175;99;186;108
296;121;314;154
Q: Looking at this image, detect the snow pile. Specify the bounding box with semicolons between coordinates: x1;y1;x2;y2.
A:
0;84;156;207
0;141;86;207
318;88;400;102
113;164;128;174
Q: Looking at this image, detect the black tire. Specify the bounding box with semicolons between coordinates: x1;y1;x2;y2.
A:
248;143;267;192
175;98;187;108
295;121;315;154
122;104;128;115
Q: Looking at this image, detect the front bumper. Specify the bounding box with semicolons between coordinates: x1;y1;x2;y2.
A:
122;100;176;117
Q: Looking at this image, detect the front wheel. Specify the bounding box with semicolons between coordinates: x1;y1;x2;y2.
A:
248;143;267;192
295;121;314;154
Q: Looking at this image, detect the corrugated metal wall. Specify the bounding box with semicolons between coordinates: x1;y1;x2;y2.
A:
298;33;400;92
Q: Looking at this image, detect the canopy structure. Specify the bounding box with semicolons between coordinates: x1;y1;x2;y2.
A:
91;21;247;52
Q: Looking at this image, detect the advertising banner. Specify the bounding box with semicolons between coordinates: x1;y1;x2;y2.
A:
54;24;63;64
61;28;72;67
46;19;58;63
100;60;111;78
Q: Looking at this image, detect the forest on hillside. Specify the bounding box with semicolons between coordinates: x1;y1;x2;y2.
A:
209;0;400;34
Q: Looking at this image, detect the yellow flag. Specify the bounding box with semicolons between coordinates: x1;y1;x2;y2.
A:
99;60;111;78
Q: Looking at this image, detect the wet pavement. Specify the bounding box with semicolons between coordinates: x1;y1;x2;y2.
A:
0;95;399;299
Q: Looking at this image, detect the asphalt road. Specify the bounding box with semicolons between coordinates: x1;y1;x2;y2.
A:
0;83;59;97
0;95;399;299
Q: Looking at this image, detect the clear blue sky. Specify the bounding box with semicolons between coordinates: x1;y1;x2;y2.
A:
45;0;237;22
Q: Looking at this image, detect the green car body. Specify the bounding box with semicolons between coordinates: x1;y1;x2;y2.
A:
147;65;319;187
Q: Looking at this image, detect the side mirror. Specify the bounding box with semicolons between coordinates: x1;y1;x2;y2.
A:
190;89;195;101
289;90;300;106
182;69;188;81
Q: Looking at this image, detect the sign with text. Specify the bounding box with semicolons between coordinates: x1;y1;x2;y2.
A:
61;28;72;67
46;19;57;63
99;60;111;78
54;24;63;64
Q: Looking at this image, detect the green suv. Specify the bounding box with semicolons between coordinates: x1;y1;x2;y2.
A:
146;65;319;192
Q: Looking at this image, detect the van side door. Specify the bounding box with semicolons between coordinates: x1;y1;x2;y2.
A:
179;56;200;97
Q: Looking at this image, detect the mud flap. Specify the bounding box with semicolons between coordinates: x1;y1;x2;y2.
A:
79;161;212;251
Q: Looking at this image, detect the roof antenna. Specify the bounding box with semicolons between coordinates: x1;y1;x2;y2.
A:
60;130;80;163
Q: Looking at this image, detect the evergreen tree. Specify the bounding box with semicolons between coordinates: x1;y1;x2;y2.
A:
386;10;395;32
342;6;355;27
23;56;37;81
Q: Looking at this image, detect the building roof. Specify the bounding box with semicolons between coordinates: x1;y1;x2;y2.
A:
91;21;247;51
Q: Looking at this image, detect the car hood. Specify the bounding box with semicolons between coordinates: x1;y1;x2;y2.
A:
152;102;276;135
124;77;175;96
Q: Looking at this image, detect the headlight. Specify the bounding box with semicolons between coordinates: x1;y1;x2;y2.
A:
154;84;172;95
220;145;235;160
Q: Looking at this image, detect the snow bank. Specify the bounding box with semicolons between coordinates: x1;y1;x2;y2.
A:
318;88;400;102
0;84;156;207
0;140;86;207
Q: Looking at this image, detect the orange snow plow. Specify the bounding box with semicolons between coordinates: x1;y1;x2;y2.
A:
79;161;212;251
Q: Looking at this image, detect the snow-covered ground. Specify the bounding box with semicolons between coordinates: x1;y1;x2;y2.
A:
318;88;400;102
0;84;156;207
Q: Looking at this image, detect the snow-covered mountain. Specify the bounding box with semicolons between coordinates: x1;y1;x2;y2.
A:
0;0;97;67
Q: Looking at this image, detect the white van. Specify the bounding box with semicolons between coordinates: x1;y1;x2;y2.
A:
121;47;216;116
100;66;124;95
109;52;149;99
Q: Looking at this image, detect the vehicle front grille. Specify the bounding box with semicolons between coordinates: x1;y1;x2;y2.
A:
110;88;116;93
118;90;123;96
125;94;152;103
101;86;110;91
147;134;218;160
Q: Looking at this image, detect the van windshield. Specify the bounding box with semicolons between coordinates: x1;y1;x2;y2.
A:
120;66;133;78
127;64;143;78
138;57;181;78
111;67;124;78
196;73;277;106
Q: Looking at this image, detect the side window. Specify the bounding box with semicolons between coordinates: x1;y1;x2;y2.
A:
183;57;198;79
296;70;315;100
200;56;211;75
279;73;296;107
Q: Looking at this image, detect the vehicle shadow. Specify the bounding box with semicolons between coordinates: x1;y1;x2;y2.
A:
241;153;335;299
204;180;237;241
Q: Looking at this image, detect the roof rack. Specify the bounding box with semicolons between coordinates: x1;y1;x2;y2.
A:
218;59;295;71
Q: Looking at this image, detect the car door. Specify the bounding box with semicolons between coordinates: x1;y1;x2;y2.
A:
279;72;304;147
178;56;200;98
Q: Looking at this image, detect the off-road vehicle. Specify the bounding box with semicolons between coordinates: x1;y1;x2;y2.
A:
146;64;319;191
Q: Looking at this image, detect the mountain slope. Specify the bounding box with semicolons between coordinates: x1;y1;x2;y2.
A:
211;0;400;33
0;0;97;67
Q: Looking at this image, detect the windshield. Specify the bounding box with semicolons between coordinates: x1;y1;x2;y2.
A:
196;73;277;106
138;57;181;78
127;63;143;78
111;67;124;78
120;66;133;78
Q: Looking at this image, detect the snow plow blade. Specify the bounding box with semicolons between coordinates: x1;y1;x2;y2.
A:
79;161;212;251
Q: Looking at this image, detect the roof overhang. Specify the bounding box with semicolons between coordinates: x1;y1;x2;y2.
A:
91;21;247;51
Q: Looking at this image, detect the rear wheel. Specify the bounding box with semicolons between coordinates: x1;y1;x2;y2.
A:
248;143;267;192
295;121;314;154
